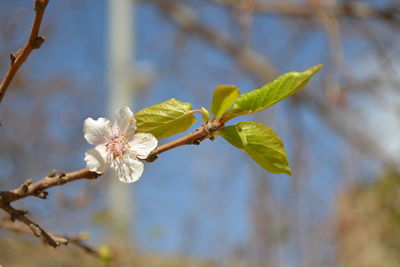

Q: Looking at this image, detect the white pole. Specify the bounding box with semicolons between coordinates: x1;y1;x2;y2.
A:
108;0;135;244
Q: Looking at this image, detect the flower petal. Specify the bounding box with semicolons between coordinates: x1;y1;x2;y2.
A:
84;145;110;173
113;157;144;183
128;133;158;159
83;117;112;146
116;106;136;138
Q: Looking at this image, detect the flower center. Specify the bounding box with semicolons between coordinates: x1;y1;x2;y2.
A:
105;135;129;158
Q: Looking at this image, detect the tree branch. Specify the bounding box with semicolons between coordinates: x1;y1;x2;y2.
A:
0;0;50;104
148;0;277;81
145;120;224;162
211;0;400;21
0;118;226;247
0;218;100;257
150;0;396;170
0;168;98;247
1;204;59;247
0;119;224;207
0;118;225;206
0;168;99;205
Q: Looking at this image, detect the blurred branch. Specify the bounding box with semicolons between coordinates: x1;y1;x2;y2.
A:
149;0;277;81
0;218;100;257
211;0;400;21
315;4;347;73
68;236;101;258
314;1;351;104
0;168;98;246
0;0;50;104
1;204;60;247
150;0;396;169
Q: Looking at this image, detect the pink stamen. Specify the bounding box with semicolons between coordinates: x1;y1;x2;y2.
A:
105;135;128;158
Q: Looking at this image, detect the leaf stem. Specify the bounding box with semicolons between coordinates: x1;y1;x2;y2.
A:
188;109;202;114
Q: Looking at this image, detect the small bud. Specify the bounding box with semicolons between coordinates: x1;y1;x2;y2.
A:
201;107;210;122
22;179;32;192
32;36;45;49
34;191;48;199
78;232;90;240
99;245;113;264
48;169;57;177
58;172;68;185
9;53;16;65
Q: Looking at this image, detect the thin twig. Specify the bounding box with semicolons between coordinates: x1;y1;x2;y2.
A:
0;218;100;257
145;120;224;162
0;0;50;104
0;168;99;205
1;204;59;247
0;169;98;246
0;117;226;247
150;0;397;171
210;0;400;21
150;0;277;81
0;119;224;205
68;236;101;258
0;119;223;207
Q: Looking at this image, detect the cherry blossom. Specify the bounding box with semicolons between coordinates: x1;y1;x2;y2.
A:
83;107;157;183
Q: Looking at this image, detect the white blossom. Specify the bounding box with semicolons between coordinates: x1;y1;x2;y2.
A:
83;107;157;183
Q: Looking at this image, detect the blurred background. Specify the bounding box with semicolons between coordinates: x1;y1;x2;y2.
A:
0;0;399;266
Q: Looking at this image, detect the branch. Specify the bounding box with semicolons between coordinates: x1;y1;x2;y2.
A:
149;0;277;82
0;120;223;206
0;119;224;205
1;204;60;247
68;236;101;258
0;168;99;205
150;0;397;170
0;169;98;247
0;0;50;104
145;120;224;162
0;218;100;257
0;118;226;247
0;120;224;205
211;0;400;21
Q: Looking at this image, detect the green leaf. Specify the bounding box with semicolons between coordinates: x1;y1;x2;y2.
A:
219;122;291;175
210;85;240;117
135;98;196;139
223;65;322;120
219;125;246;149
